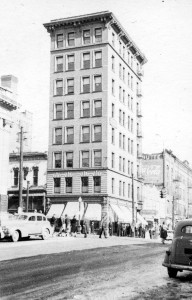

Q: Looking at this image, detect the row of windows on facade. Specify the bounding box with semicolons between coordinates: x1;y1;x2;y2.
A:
111;56;141;89
53;99;102;120
53;150;103;169
54;50;102;72
52;151;138;178
13;168;38;186
53;124;102;145
54;75;103;96
111;128;141;155
53;176;140;200
55;28;141;74
56;28;102;49
111;79;141;100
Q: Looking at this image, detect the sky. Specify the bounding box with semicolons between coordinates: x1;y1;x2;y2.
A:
0;0;192;164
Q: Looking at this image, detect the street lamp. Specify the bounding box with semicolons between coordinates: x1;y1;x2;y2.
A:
77;197;82;233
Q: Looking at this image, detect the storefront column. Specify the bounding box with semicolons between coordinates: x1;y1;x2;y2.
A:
101;197;109;237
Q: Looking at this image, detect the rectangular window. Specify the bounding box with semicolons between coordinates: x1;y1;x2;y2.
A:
123;90;125;103
112;152;115;168
131;76;133;90
83;29;90;44
123;46;125;59
93;125;102;142
94;75;102;92
66;127;74;144
119;63;122;78
95;28;102;42
123;135;125;150
119;180;122;196
67;54;75;71
94;176;101;193
13;168;19;186
67;78;74;94
112;127;115;144
128;138;130;153
119;109;122;124
54;178;61;193
82;126;90;143
128;94;130;109
123;182;125;197
54;128;62;144
119;86;122;101
123;158;125;173
112;103;114;118
131;140;133;154
112;56;115;71
119;41;122;55
94;150;101;166
81;177;88;193
128;116;130;131
66;102;74;119
55;79;63;96
119;156;122;171
131;119;133;133
82;77;90;93
123;112;125;127
82;101;90;117
112;32;115;46
128;52;130;65
56;34;63;48
66;152;73;168
128;73;130;87
83;52;90;69
128;183;131;198
68;32;75;46
112;79;115;95
128;160;130;174
54;152;62;168
131;56;133;68
94;51;102;68
131;97;133;111
82;151;89;167
56;56;63;72
112;178;115;194
55;103;63;120
93;99;102;116
131;162;133;175
119;132;122;148
66;177;72;193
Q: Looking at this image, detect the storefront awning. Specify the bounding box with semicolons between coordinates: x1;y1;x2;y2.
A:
63;202;84;219
137;213;148;225
110;204;131;222
84;204;101;221
47;204;65;218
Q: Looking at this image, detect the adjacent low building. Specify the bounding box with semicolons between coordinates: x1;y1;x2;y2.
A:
8;152;47;214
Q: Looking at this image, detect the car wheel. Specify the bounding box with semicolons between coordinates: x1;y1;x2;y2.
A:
42;229;50;240
11;231;20;242
168;267;178;278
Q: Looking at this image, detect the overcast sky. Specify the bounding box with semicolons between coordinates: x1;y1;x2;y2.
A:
0;0;192;164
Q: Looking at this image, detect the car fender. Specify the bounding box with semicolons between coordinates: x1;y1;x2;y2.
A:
8;226;27;238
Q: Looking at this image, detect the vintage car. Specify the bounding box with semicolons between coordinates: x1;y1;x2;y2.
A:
162;219;192;278
0;212;51;242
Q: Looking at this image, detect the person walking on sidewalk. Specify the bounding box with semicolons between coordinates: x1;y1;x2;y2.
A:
160;222;168;244
99;219;107;238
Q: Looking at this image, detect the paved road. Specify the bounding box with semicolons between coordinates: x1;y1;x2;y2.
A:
0;236;192;299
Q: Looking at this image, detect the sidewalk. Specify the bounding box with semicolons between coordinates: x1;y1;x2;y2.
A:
0;234;166;262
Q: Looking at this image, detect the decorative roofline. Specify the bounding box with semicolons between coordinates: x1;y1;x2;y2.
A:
43;11;147;65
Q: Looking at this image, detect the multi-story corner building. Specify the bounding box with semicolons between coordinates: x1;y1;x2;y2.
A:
142;150;192;226
0;75;18;212
44;11;147;231
8;152;47;214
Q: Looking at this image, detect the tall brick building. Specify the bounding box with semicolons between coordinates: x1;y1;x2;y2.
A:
44;11;147;231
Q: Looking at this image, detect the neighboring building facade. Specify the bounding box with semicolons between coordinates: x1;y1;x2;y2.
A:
8;152;47;214
142;150;192;226
44;11;147;230
0;75;18;212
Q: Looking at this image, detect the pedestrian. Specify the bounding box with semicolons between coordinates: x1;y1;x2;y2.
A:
99;219;107;238
50;214;57;236
91;221;95;234
160;222;168;244
83;220;88;238
145;225;150;240
58;215;65;236
122;223;126;236
71;216;77;237
65;214;71;236
126;223;131;237
109;221;113;236
138;224;142;238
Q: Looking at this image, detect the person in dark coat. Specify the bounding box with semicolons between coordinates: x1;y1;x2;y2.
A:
126;223;131;237
71;216;77;237
109;221;113;236
99;219;107;238
83;220;88;238
160;222;168;244
91;222;95;234
65;214;71;236
138;224;142;238
50;214;57;236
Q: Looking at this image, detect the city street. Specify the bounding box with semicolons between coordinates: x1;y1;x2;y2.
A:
1;236;192;299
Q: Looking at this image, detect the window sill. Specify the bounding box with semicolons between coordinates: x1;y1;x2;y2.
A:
54;71;63;73
80;116;90;119
65;117;74;120
92;115;102;118
65;93;74;96
53;95;63;97
53;118;63;121
52;143;62;146
80;141;90;144
92;66;102;69
92;140;102;143
92;90;102;93
65;69;75;72
64;142;74;145
80;92;90;94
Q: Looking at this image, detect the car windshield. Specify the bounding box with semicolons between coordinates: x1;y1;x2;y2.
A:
14;215;28;220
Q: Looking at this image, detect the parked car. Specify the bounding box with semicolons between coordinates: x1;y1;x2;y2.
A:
166;229;174;240
162;219;192;278
0;212;51;242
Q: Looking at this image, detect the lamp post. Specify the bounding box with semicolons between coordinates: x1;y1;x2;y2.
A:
77;197;82;233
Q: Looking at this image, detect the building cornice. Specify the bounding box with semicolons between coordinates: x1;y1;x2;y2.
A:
43;11;147;65
9;151;48;162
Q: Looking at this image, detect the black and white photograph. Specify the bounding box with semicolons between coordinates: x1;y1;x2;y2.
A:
0;0;192;299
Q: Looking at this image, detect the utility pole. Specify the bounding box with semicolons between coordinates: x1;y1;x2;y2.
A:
132;173;135;237
172;195;175;230
26;180;30;212
18;126;24;211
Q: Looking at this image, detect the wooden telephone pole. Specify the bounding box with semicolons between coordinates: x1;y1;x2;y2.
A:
18;126;24;211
